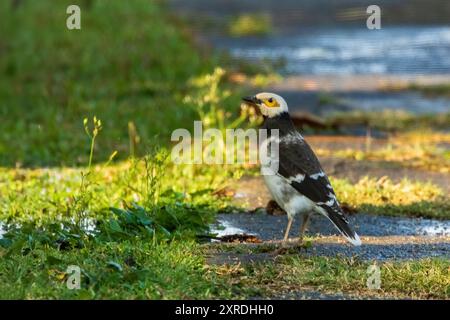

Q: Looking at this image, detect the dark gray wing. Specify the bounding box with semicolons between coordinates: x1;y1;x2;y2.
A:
277;137;338;207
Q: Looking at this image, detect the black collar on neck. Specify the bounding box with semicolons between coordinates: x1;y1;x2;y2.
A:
263;112;296;135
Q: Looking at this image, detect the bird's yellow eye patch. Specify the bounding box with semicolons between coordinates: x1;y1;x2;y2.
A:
264;97;279;108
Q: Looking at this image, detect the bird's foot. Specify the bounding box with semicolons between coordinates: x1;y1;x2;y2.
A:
271;238;311;255
294;238;312;250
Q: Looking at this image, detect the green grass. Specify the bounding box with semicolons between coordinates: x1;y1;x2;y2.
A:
0;158;240;226
0;150;242;299
214;255;450;299
0;0;242;167
0;240;233;299
331;177;449;219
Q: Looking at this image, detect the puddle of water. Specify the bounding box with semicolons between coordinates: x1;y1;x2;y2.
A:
397;218;450;236
210;218;249;238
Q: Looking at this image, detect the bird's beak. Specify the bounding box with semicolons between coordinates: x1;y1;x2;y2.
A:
242;96;260;106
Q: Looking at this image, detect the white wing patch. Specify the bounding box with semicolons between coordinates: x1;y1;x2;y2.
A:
318;198;335;207
310;171;325;180
317;192;337;207
287;173;305;183
327;192;337;201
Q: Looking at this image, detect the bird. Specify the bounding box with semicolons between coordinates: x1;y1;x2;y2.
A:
242;92;361;246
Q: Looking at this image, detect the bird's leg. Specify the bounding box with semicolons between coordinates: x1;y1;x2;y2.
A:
272;217;294;256
282;217;293;245
298;213;310;245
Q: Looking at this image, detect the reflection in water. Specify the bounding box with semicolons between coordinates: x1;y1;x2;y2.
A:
215;26;450;75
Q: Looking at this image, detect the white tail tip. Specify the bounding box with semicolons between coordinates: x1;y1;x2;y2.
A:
346;232;362;246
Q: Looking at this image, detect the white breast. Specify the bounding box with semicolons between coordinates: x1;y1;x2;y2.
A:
262;172;315;219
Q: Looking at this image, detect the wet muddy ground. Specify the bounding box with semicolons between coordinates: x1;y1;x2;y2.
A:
210;213;450;263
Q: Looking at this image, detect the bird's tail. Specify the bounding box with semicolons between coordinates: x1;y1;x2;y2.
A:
321;206;362;246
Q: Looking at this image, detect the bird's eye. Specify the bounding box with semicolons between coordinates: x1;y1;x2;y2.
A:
264;97;278;107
